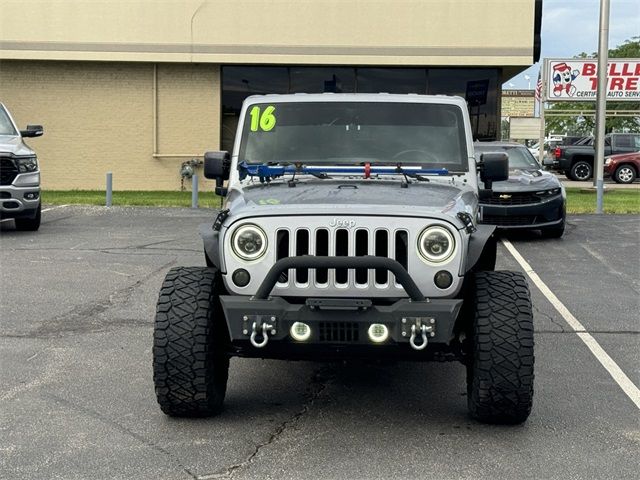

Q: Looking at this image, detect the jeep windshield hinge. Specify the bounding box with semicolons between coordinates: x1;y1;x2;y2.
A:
212;209;230;231
457;212;477;234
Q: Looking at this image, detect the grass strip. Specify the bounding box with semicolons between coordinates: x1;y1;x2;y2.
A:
42;188;639;214
565;187;639;214
42;190;222;208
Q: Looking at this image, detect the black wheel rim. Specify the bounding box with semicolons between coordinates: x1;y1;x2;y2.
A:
575;164;590;180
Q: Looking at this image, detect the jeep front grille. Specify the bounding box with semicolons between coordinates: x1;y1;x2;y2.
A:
275;227;409;288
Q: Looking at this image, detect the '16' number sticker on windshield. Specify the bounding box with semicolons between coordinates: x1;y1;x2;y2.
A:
249;105;276;132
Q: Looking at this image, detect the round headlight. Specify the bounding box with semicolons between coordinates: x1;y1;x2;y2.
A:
231;224;267;261
418;226;455;263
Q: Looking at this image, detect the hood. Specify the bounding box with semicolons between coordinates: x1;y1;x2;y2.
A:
232;179;469;210
0;135;35;157
609;152;640;162
491;169;561;192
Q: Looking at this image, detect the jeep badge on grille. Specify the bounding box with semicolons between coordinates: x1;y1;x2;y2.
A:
329;218;357;228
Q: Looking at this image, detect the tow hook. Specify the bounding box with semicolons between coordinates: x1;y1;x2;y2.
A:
402;317;436;351
243;315;277;348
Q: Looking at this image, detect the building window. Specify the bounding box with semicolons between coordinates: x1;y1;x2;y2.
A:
289;67;356;93
221;66;500;150
221;67;288;150
356;68;427;94
427;69;499;141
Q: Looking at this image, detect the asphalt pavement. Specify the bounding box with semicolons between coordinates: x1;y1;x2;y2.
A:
1;206;638;480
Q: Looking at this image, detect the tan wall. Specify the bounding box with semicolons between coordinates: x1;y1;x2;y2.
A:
0;0;536;66
0;61;220;190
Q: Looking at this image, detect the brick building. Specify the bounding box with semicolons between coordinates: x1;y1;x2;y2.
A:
0;0;542;190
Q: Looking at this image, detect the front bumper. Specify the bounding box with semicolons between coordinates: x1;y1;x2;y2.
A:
219;255;464;360
0;184;41;219
219;295;463;360
480;194;565;229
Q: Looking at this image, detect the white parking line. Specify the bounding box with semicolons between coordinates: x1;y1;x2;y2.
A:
42;204;70;213
1;204;70;223
502;238;640;410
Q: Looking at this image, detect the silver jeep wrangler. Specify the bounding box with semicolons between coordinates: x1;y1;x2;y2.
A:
153;94;535;424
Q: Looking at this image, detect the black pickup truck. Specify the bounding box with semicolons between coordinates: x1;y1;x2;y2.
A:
555;133;640;181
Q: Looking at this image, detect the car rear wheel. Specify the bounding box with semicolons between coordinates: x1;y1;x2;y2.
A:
153;266;230;417
569;161;593;181
14;203;41;231
613;165;637;184
466;271;535;424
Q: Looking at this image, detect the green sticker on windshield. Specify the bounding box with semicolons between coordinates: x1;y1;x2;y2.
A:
257;198;281;205
249;105;277;132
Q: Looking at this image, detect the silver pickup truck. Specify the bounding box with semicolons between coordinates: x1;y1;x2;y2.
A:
152;93;535;425
0;103;43;231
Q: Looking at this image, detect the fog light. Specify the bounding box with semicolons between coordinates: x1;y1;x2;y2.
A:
232;269;251;287
367;323;389;343
434;270;453;289
24;192;39;200
290;322;311;341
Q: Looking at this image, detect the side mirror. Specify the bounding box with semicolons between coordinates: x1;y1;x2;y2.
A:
477;152;508;190
20;125;44;138
204;151;231;196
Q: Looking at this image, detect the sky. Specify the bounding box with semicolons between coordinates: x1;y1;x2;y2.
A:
503;0;640;89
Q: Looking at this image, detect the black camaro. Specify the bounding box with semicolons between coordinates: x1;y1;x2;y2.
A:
475;142;566;238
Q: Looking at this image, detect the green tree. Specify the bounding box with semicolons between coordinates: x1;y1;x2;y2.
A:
545;37;640;135
501;118;510;140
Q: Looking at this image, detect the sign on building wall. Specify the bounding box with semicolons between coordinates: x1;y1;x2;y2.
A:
502;89;535;117
544;58;640;101
509;117;541;139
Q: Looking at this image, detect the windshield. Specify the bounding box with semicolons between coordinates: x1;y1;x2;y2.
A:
474;145;540;170
239;102;469;171
0;106;18;136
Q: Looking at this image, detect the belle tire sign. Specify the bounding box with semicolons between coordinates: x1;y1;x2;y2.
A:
544;58;640;101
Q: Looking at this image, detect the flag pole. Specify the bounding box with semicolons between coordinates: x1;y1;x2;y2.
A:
537;63;546;165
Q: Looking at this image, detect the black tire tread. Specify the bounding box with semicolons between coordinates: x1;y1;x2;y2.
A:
153;266;229;417
468;271;534;424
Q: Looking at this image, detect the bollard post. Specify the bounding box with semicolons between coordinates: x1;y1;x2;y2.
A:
191;174;198;209
106;172;113;207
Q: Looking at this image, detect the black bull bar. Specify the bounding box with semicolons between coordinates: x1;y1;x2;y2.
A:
253;255;425;301
219;255;464;351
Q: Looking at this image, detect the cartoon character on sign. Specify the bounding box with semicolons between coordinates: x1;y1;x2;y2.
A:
552;62;580;97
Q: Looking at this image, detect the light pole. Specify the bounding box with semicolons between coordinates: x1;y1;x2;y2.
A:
595;0;610;214
524;74;531;90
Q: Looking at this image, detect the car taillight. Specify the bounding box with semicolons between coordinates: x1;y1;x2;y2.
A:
554;147;561;159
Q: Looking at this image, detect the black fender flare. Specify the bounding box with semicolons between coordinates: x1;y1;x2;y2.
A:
200;223;222;270
464;224;497;273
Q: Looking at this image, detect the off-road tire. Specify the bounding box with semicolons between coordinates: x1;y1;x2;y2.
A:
467;271;534;424
569;160;593;181
14;203;41;231
153;267;229;417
